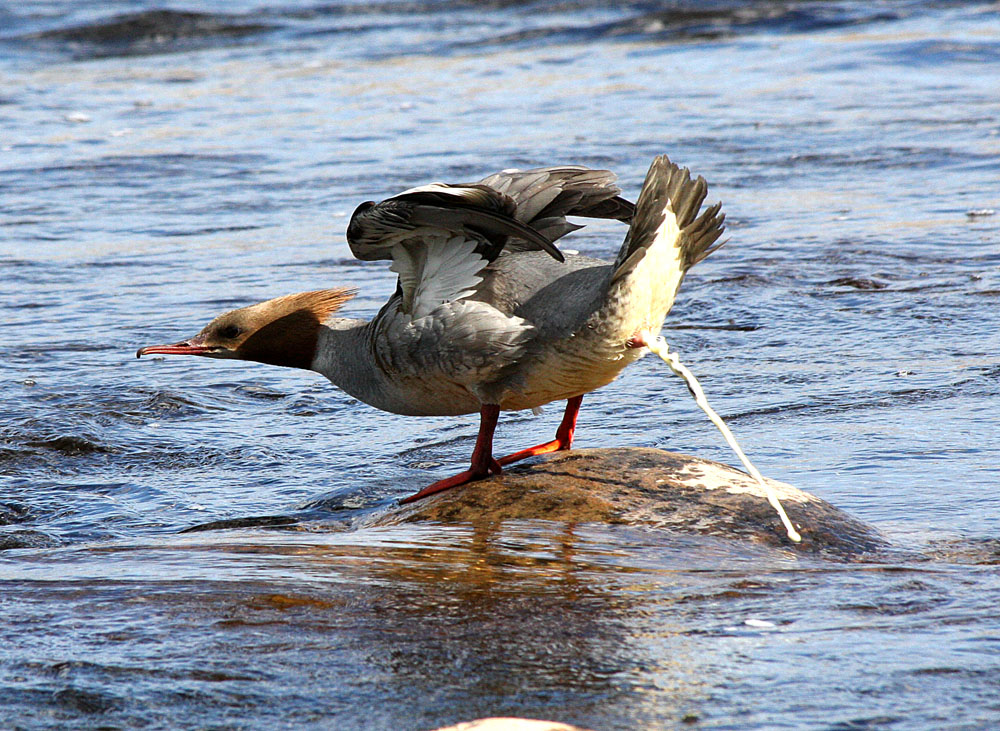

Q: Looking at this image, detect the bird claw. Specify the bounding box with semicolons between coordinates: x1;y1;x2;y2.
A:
398;458;502;505
498;438;568;466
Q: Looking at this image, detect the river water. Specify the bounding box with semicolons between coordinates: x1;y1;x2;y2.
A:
2;1;999;729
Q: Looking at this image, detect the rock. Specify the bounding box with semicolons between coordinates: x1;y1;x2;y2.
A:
0;529;60;551
28;10;273;45
379;448;886;558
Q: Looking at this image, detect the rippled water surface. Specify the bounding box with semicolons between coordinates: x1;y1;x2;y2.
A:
2;1;1000;729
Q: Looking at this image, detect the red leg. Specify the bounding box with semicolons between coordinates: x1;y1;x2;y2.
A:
498;395;583;466
399;405;503;504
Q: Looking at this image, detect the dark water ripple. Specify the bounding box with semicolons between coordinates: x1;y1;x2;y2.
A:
469;1;910;50
0;1;976;62
14;9;276;59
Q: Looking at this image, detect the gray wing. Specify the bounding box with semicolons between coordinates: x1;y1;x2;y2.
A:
346;183;562;262
345;182;562;319
477;166;635;249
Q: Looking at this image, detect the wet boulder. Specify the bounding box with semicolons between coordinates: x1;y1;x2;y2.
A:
382;448;885;558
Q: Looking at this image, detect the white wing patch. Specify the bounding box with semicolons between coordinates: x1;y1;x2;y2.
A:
390;233;488;318
397;182;451;196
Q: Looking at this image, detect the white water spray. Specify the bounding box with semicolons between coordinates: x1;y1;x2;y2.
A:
642;331;802;543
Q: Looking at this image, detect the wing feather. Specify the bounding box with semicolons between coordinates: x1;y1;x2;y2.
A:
476;166;635;253
389;235;488;319
346;178;561;318
344;164;638;320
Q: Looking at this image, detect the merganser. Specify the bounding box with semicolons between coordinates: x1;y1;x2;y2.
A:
137;155;725;503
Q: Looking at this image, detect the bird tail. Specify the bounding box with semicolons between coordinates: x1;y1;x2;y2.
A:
593;156;725;340
611;155;725;285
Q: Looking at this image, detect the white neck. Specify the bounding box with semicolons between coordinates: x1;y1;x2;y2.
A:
310;318;383;405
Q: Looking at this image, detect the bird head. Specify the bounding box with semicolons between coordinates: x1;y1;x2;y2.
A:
137;288;355;370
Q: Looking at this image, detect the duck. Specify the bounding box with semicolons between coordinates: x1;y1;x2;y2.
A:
137;155;725;503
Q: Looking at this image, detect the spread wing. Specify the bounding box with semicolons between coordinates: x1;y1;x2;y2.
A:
345;167;636;320
346;184;560;319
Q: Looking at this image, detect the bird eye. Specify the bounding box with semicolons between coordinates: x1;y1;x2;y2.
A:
218;324;241;339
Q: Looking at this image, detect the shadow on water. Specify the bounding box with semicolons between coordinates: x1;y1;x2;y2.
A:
3;516;999;729
0;524;699;728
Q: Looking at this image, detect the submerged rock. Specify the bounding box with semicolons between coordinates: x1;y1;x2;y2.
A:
0;529;60;551
382;448;886;558
29;10;273;44
23;10;274;58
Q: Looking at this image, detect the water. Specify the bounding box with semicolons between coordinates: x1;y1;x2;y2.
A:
2;1;999;728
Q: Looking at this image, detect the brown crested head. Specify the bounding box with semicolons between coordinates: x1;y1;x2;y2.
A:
137;288;355;370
